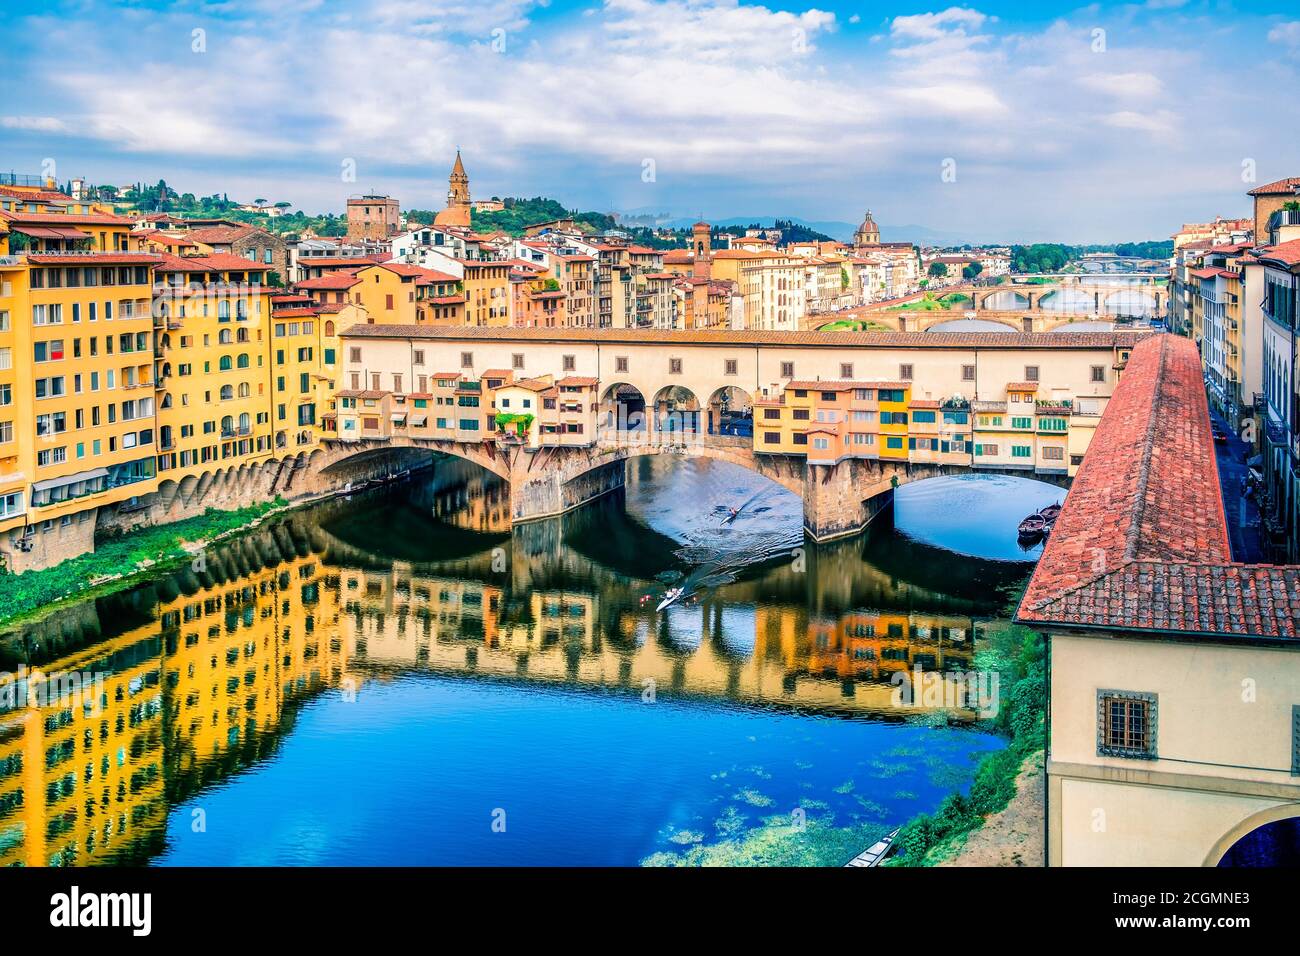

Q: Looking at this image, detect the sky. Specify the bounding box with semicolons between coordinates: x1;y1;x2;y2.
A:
3;0;1299;243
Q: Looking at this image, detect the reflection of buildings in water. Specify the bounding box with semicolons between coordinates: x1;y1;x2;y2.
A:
345;569;985;719
0;502;1000;868
422;477;512;534
0;549;348;868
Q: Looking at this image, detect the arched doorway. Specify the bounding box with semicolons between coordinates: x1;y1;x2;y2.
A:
705;385;753;436
599;382;647;434
1215;812;1300;867
651;385;700;435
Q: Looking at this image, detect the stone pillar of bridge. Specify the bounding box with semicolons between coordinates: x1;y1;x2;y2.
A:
506;448;625;525
801;458;896;541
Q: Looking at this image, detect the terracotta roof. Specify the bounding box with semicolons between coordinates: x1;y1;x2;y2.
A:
503;377;555;393
481;369;513;378
557;376;598;387
186;224;261;244
338;325;1148;351
1007;382;1039;391
1189;267;1234;280
908;399;941;409
271;307;318;318
1247;177;1300;196
153;252;272;274
1256;239;1300;268
1018;334;1300;640
0;209;132;226
296;274;360;290
337;389;389;399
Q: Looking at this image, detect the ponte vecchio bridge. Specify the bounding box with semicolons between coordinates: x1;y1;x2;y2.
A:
297;326;1144;541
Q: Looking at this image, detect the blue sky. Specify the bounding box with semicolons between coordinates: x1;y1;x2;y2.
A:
3;0;1299;242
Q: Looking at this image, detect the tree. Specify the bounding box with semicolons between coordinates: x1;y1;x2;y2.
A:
928;262;948;278
962;262;983;280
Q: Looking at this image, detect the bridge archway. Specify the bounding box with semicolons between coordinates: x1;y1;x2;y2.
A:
1103;289;1157;317
1203;805;1300;867
974;289;1033;312
599;382;648;433
652;385;701;435
705;385;753;435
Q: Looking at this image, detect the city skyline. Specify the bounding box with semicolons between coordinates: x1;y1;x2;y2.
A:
4;0;1300;242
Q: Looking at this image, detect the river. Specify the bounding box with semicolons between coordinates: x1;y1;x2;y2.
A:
0;457;1062;867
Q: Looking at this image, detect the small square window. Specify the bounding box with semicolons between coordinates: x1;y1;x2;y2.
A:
962;364;976;381
1091;365;1105;383
780;361;794;378
899;364;913;381
512;353;525;370
615;356;629;373
725;359;738;376
840;363;853;379
669;357;682;374
1097;690;1157;759
1025;365;1040;382
461;352;473;368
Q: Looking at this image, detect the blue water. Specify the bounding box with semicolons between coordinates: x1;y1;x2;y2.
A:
153;675;999;866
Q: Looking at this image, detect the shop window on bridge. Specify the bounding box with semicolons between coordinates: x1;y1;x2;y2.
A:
1011;445;1032;458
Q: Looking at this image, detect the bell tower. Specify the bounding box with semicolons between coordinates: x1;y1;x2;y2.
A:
692;221;711;279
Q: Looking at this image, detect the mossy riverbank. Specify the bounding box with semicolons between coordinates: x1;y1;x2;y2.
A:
0;498;288;630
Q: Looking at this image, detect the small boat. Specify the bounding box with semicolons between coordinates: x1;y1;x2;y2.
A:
656;587;685;612
845;826;902;867
1018;514;1047;538
722;507;740;525
1038;503;1063;522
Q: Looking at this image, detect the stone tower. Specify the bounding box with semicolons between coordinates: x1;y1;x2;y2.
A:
692;221;711;279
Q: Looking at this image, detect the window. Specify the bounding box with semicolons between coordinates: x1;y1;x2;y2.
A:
615;356;628;373
974;443;998;456
669;358;682;374
562;354;576;371
1011;445;1032;458
840;363;853;379
763;432;780;444
1090;365;1105;383
962;364;976;381
813;437;829;450
1042;446;1065;460
899;364;913;380
912;410;936;423
1025;365;1039;382
725;359;738;376
792;433;807;445
1012;416;1033;429
349;347;362;363
792;408;810;421
512;353;525;370
1097;690;1157;759
461;352;473;368
780;361;794;378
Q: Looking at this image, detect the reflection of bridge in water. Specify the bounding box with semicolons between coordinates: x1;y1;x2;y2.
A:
0;470;1024;866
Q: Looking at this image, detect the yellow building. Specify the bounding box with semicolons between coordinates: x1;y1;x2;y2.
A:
0;221;160;570
152;253;277;482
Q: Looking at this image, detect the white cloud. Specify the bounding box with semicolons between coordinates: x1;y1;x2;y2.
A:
1080;71;1164;99
1268;21;1300;50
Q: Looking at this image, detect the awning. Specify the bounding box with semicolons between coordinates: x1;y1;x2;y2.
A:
14;225;91;240
390;414;407;423
410;416;428;426
32;467;108;492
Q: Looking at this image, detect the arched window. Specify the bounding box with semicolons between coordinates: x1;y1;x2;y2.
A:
237;353;250;369
238;382;250;398
221;415;234;434
324;320;335;336
237;327;249;343
219;355;232;371
218;328;232;344
239;412;251;432
220;385;234;401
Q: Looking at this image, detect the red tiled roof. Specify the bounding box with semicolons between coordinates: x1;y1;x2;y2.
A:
1018;334;1300;639
785;380;906;391
185;224;261;244
1189;267;1234;280
1007;382;1039;391
908;399;941;409
557;376;598;387
1246;177;1300;196
0;209;132;226
153;252;272;274
338;325;1149;351
1257;239;1300;268
272;307;319;318
296;274;360;290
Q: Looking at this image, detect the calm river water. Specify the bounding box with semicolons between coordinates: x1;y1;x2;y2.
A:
0;457;1063;866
